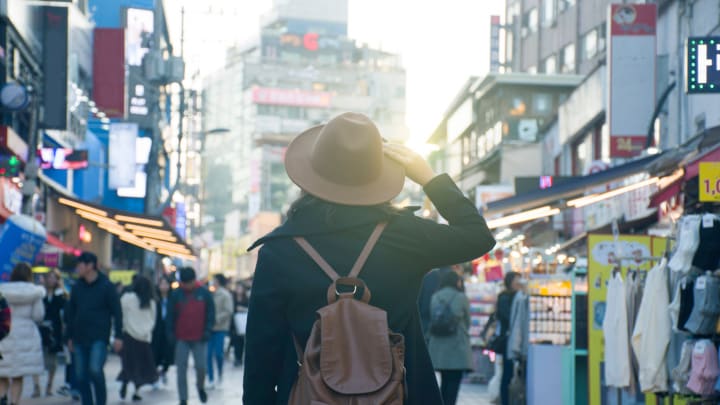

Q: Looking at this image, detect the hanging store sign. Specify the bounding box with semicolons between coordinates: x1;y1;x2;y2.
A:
699;162;720;202
607;3;657;158
108;123;138;189
686;37;720;93
0;215;46;281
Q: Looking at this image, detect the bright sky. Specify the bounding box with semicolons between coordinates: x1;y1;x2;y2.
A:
166;0;505;148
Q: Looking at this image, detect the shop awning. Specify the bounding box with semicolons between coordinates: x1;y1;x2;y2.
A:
56;196;195;260
649;177;683;208
685;143;720;180
484;154;662;217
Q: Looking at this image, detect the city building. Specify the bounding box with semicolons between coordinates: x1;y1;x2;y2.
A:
201;0;407;277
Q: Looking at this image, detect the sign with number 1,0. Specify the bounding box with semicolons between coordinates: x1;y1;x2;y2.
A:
699;162;720;202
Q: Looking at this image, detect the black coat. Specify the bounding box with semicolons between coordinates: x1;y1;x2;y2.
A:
42;290;67;353
242;174;496;405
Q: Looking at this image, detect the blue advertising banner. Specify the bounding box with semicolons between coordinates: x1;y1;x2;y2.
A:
0;215;47;281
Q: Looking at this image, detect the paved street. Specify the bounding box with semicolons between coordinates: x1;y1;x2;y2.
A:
19;355;492;404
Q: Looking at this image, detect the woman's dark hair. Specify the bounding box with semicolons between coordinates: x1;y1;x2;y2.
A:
439;271;462;291
504;271;521;290
214;274;228;288
10;262;33;282
132;275;155;309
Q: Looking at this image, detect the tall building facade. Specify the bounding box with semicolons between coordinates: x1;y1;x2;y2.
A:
202;0;407;277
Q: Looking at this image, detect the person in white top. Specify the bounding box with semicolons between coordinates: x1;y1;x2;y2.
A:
117;275;158;402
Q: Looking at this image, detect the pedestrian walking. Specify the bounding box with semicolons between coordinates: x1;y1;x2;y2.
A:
40;269;68;397
152;277;174;385
206;274;232;389
118;275;158;401
229;283;249;367
418;264;464;340
427;271;473;405
243;113;495;404
167;267;215;405
0;263;46;405
65;252;123;405
496;271;522;405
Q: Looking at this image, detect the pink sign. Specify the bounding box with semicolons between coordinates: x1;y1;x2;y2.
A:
252;87;331;108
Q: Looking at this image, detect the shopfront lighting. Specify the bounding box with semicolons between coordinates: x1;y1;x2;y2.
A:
114;215;164;227
486;206;561;229
119;235;155;251
156;249;196;260
59;198;107;217
97;223;128;235
75;210;120;227
141;238;192;254
124;224;173;236
131;229;177;242
566;177;660;208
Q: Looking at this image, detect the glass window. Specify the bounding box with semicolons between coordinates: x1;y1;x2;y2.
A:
533;94;552;115
523;8;538;36
582;29;598;60
543;55;557;74
560;43;576;73
542;0;556;27
597;24;607;52
527;65;537;74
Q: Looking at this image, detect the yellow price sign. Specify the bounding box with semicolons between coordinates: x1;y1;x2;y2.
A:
699;162;720;202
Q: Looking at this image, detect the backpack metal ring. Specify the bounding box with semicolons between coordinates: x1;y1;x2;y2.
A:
327;278;372;304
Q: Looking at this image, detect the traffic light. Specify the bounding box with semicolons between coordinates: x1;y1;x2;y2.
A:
0;155;21;177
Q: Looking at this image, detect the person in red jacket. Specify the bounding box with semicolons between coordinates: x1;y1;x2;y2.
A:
166;267;215;405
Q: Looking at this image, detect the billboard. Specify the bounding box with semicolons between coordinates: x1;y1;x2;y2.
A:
42;7;69;129
125;8;153;67
0;215;46;282
37;148;88;169
93;28;125;117
108;123;137;189
607;3;656;158
686;37;720;93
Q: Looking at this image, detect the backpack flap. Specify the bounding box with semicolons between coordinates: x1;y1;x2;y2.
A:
317;298;393;394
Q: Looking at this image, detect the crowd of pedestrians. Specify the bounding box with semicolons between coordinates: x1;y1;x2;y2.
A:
0;253;250;405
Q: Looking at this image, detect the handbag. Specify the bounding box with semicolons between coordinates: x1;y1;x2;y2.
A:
234;311;248;335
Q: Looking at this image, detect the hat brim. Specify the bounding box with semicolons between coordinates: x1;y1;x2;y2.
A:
285;125;406;206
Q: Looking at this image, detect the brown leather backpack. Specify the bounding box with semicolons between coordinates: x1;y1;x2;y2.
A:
289;223;406;405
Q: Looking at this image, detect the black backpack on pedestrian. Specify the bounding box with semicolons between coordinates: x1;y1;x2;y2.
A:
429;294;458;336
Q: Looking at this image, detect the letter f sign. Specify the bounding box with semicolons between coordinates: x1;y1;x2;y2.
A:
697;44;720;84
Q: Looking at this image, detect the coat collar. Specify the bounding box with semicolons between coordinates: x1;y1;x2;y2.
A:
248;202;420;251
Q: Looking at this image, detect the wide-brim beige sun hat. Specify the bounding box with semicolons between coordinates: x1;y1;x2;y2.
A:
284;112;405;206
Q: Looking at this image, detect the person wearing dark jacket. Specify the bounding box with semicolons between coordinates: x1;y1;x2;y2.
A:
65;252;123;405
151;277;174;385
166;267;215;405
41;269;68;396
497;271;522;405
242;113;496;405
418;264;464;339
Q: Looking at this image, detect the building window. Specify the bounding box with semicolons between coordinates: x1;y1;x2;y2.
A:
527;65;537;74
523;8;538;37
542;0;556;28
533;94;552;115
582;28;599;60
558;0;575;13
560;43;576;73
543;55;557;74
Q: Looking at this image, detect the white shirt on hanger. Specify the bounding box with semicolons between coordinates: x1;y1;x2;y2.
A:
603;271;632;388
631;258;671;393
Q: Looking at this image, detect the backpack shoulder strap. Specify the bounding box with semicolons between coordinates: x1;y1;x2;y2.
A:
294;237;340;281
294;222;387;281
349;222;387;278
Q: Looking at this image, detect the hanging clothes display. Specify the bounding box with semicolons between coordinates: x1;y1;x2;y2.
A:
603;272;631;388
631;258;671;393
668;216;701;273
684;274;720;336
686;339;719;396
624;269;644;395
671;340;695;395
691;215;720;271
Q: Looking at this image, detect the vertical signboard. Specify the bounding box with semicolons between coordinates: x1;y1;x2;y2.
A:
607;4;656;158
686;37;720;93
490;15;501;73
93;29;125;117
42;6;69;129
108;123;137;189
